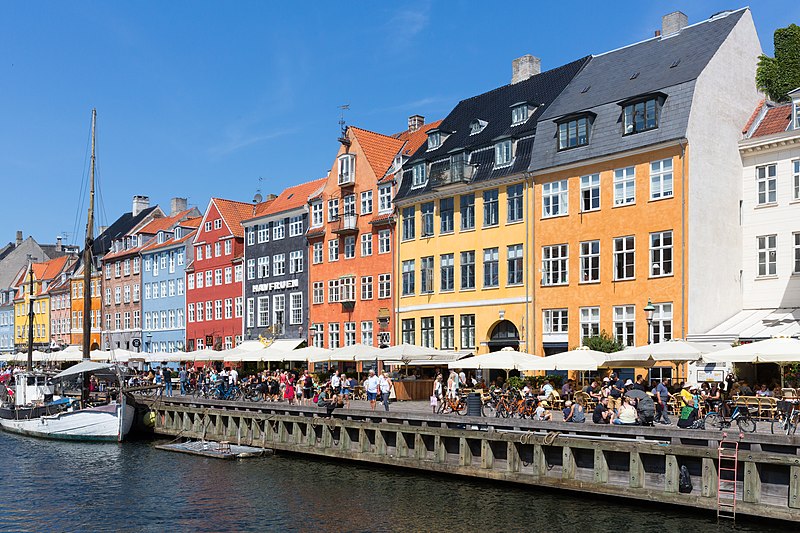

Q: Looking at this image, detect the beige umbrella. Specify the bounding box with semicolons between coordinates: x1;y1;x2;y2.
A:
524;346;608;371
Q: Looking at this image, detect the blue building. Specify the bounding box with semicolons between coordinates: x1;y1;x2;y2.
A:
141;216;199;354
0;287;15;355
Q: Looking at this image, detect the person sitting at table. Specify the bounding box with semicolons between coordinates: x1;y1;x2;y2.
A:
538;380;554;400
561;379;574;400
612;397;638;425
755;384;773;397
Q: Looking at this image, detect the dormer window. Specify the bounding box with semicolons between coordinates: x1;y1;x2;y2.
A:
622;96;660;135
511;104;530;126
411;163;427;189
157;231;165;244
427;131;441;150
557;115;591;150
175;227;182;239
470;119;487;135
494;140;513;167
338;154;355;185
794;100;800;130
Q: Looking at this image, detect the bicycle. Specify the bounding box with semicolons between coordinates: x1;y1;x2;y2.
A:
771;400;799;435
704;400;757;433
487;390;512;418
438;394;467;415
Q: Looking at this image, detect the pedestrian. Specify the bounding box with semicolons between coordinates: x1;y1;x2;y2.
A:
302;370;314;406
653;378;672;425
379;371;392;412
179;366;188;396
365;369;380;411
431;374;443;414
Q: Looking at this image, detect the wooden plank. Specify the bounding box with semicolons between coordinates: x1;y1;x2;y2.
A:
533;445;546;477
594;448;608;484
507;442;520;473
481;439;494;470
744;461;761;504
630;451;645;489
665;455;679;493
434;435;445;464
562;446;576;480
397;431;408;458
790;465;800;509
415;433;426;461
459;437;472;467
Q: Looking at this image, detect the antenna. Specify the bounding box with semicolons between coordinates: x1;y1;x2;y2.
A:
338;104;351;148
253;177;264;204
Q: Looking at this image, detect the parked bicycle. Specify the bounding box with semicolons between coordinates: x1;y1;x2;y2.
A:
438;394;467;415
771;400;799;435
704;400;757;433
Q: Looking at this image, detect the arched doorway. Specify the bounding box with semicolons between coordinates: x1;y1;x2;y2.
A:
488;320;520;352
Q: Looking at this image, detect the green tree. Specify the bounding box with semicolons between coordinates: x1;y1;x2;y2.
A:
582;330;625;353
756;23;800;102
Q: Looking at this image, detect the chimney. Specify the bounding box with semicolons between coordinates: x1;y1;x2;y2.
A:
662;11;688;36
265;194;277;201
55;236;62;252
512;55;541;84
170;197;187;216
408;115;425;133
15;230;22;246
132;195;150;217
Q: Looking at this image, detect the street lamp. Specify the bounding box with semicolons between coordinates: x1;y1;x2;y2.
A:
643;299;655;345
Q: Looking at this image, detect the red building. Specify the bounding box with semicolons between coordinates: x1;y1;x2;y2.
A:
307;117;440;350
185;197;272;351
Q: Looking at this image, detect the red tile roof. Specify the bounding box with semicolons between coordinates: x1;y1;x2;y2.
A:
349;127;406;179
180;216;202;229
263;178;327;217
137;209;195;235
213;198;274;238
749;103;793;138
742;98;766;134
394;119;444;156
141;229;198;253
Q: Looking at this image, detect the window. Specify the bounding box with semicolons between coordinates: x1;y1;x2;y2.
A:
361;321;373;346
188;303;195;323
328;199;339;221
483;189;498;227
273;254;285;276
289;250;303;273
614;167;635;206
794;160;800;200
494;140;512;166
144;257;151;272
257;297;269;327
313;282;324;304
623;98;658;134
114;287;121;304
234;297;242;318
224;267;232;284
289;215;303;237
328;239;339;262
580;240;600;283
205;270;212;287
460;251;475;290
580;307;600;340
344;236;356;259
542;244;568;285
196;302;204;322
439;315;454;349
312;241;323;264
614;236;636;280
483;247;499;288
271;220;284;241
757;234;777;276
311;202;323;227
420;256;434;293
378;229;391;254
402;260;415;295
795;233;800;275
206;301;213;323
360;233;373;257
343;194;356;216
507;244;523;285
105;288;111;305
214;299;222;320
223;298;232;320
361;276;373;300
360;190;373;215
460;193;475;231
756;164;777;205
338;154;355;184
246;227;255;245
290;293;302;325
343;322;356;346
440;254;454;291
651;302;672;344
246;259;256;280
328;279;340;303
460;314;475;349
214;242;221;257
272;295;285;332
650;159;673;199
340;277;356;303
123;259;130;276
650;231;673;277
257;257;269;278
511;104;529;125
214;269;222;285
115;262;121;277
580;174;600;212
427;131;441;150
378;184;392;213
440;198;454;233
543;309;568;333
411;163;427;188
421;202;434;237
378;274;391;299
133;257;140;274
421;317;434;347
401;319;415;345
213;219;222;230
507;184;523;222
311;324;324;347
257;224;268;243
402;207;415;240
244;298;253;327
328;323;340;349
557;116;590;150
542;180;568;217
235;264;242;282
613;305;636;347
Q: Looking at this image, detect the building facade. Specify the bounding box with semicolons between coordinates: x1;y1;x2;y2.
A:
69;261;102;350
242;179;325;345
0;288;15;354
394;57;588;356
48;270;72;349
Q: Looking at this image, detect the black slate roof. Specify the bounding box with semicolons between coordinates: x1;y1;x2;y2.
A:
395;55;591;202
91;206;159;262
529;9;746;172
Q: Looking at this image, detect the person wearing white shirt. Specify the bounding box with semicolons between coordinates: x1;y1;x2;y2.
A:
378;372;393;411
365;369;380;411
330;371;341;393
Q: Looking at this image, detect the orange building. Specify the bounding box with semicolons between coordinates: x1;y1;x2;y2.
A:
69;260;102;350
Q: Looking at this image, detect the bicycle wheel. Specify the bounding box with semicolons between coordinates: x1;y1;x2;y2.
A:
771;412;787;434
787;414;798;436
737;416;756;433
704;412;723;430
455;400;467;415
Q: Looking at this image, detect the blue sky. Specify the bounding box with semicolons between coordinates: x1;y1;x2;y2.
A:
2;1;798;247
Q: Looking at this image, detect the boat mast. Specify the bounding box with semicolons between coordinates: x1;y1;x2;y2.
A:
26;257;35;370
82;109;96;363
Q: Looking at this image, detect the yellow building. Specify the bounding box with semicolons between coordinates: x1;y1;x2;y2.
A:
13;256;73;352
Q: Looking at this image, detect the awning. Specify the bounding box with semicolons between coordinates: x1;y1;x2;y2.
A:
687;308;800;343
54;361;113;379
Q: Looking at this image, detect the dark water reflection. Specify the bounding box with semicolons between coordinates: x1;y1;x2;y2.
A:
0;431;794;532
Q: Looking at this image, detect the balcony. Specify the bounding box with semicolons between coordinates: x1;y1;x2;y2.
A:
338;172;355;187
331;213;359;235
339;277;356;310
430;158;474;189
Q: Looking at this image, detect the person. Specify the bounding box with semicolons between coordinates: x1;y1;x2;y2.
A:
592;397;611;424
613;397;638;425
533;400;551;421
432;374;443;414
540;380;554;400
340;373;351;408
739;380;754;397
633;375;647;392
179;367;188;396
302;371;314;406
705;383;722;413
284;373;296;404
229;367;239;387
679;383;696;408
609;373;624;411
756;384;772;397
330;371;341;394
365;369;380;411
378;371;393;411
585;381;602;402
447;370;457;399
561;379;574;400
317;386;341;417
653;378;672;425
163;367;173;397
564;398;586;423
458;370;467;391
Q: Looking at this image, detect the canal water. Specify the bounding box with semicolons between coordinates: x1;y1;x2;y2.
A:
0;431;794;532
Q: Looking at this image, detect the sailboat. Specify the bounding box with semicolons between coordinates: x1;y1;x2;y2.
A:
0;110;134;442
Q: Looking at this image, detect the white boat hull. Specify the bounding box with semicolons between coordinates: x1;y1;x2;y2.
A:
0;399;134;442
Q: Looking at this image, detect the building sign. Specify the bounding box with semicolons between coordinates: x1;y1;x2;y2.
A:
252;279;299;293
696;369;724;383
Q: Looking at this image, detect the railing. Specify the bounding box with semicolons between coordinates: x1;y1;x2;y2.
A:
331;213;359;234
430;160;474;187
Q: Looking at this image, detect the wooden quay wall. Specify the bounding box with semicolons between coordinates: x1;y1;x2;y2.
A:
136;396;800;522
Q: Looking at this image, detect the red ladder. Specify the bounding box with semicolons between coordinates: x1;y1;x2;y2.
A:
717;432;742;521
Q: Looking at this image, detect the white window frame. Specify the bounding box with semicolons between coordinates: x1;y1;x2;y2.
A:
378;273;391;299
614;166;636;206
273;220;285;240
580;240;600;283
579;307;600;340
756;164;777;205
650;158;673;200
311;202;323;227
613;305;636;347
542;244;568;286
338;154;355;185
757;234;777;277
360;233;373;257
290;292;303;325
272;253;285;277
793;160;800;201
650;230;673;277
542;179;568;218
378;185;392;214
580;173;600;212
378;229;391;254
361;321;374;346
289;215;303;237
313;282;324;304
613;236;635;281
360;190;373;215
794;232;800;275
651;302;673;344
543;309;569;334
494;139;512;167
411;163;427;188
361;276;373;300
312;241;323;264
328;239;339;262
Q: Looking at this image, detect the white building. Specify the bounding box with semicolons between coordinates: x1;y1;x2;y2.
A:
696;88;800;341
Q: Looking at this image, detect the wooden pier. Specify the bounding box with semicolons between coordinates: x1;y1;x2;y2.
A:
135;396;800;522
